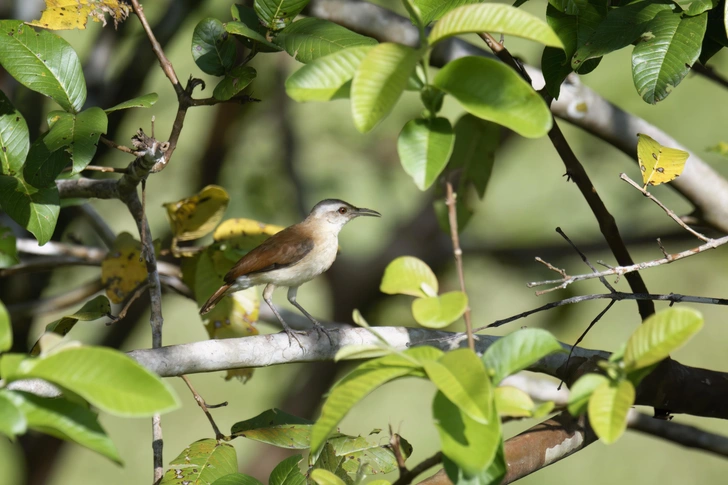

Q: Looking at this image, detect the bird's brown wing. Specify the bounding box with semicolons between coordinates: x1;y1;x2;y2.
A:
224;225;314;283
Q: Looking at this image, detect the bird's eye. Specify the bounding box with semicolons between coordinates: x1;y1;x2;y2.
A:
338;207;347;214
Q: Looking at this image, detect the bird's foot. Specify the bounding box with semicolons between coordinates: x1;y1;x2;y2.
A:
281;326;304;350
311;321;333;344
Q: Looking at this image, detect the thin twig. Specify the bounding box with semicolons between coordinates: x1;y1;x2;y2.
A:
393;451;443;485
445;181;474;351
107;282;150;325
620;173;711;242
100;136;144;157
6;278;105;317
62;163;127;174
389;424;408;478
180;375;227;440
556;227;616;293
476;291;728;331
693;63;728;91
528;233;728;291
534;256;567;278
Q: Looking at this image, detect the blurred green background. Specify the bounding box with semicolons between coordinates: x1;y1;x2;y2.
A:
2;0;728;484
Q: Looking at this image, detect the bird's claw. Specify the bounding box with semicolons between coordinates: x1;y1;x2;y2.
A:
312;321;333;344
282;326;304;350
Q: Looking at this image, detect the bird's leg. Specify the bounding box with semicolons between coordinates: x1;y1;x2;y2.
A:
287;286;333;344
263;284;303;349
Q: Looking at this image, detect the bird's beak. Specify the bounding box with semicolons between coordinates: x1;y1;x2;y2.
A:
355;207;381;217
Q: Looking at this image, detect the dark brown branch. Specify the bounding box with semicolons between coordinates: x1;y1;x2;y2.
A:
394;451;443;485
56;178;119;199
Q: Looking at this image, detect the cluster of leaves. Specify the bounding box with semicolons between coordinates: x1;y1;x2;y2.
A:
568;306;703;443
0;18;157;245
540;0;725;103
0;299;179;461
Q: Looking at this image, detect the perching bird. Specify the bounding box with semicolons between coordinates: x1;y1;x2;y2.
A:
200;199;381;346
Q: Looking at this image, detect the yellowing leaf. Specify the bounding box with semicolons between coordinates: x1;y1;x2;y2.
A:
213;217;284;261
28;0;131;31
637;133;689;188
163;185;230;242
101;233;147;304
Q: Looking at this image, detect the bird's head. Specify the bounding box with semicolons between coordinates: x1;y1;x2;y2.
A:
307;199;381;231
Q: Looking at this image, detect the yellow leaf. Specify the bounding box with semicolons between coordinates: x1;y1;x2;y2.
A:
163;185;230;242
28;0;131;31
101;232;147;304
213;218;284;261
202;288;259;384
637;134;689;188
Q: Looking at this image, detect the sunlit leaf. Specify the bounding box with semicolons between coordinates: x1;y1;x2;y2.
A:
351;43;421;133
274;18;377;64
414;0;480;26
105;93;159;113
0;390;26;439
334;344;391;361
624;306;703;371
412;292;468;329
397;117;455;191
636;133;689;187
429;4;563;48
425;349;492;424
269;454;306;485
433;57;552;138
231;408;312;449
162;439;238;485
380;256;438;298
0;21;86;112
567;373;608;416
101;232;147;304
310;469;347;485
588;379;635;444
27;0;131;30
0;90;29;176
285;46;373;102
255;0;311;31
0;300;10;353
483;328;565;385
494;386;535;418
327;433;411;481
212;474;264;485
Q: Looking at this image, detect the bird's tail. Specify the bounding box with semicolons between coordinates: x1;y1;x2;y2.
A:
199;283;232;315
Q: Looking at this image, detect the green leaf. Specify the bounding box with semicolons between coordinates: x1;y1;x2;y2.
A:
29;295;111;356
567;373;608;416
0;173;59;245
351;43;421;133
0;90;29;176
424;349;492;424
310;469;347;485
412;292;468;329
0;226;19;269
334;344;391;361
433;391;501;476
685;0;718;16
269;454;306;485
105;93;159;113
380;256;439;298
433;57;552;138
588;379;635;444
632;10;707;103
429;4;563;48
231;408;312;448
415;0;481;26
397;117;455;191
192;18;236;76
274;18;377;64
325;433;411;479
226;16;283;52
442;443;506;485
212;474;264;485
494;386;535;418
213;66;257;101
0;21;86;112
6;347;179;417
310;346;441;455
23;132;71;188
482;328;565;385
0;300;9;353
162;439;238;485
43;107;108;174
571;1;675;68
5;391;120;462
285;46;373;102
254;0;311;31
623;306;703;371
0;390;26;438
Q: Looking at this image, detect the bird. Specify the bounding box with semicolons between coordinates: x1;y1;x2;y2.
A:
200;199;381;347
